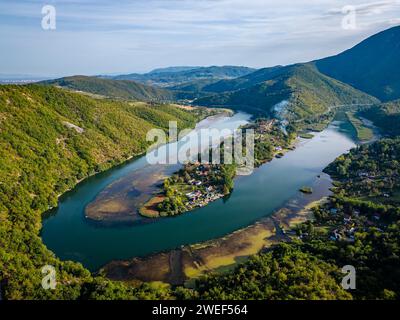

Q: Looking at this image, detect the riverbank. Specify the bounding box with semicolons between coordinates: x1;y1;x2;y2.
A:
345;111;375;142
42;118;356;272
100;120;359;283
101;173;333;285
140;163;234;218
139;119;294;218
84;109;237;222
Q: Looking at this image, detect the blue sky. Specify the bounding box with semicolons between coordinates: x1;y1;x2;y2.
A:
0;0;399;77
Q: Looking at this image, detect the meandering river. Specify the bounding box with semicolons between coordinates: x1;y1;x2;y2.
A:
42;112;356;271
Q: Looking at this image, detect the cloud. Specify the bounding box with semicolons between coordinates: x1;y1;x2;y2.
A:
0;0;399;76
327;0;400;16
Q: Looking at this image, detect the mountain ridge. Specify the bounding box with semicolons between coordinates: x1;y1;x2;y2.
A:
109;66;257;87
314;25;400;101
194;63;379;118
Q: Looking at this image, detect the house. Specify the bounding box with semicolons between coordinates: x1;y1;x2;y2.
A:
343;216;352;224
186;190;202;200
330;208;338;215
330;229;342;241
349;227;356;234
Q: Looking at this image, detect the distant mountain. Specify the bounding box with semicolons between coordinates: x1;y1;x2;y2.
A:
0;74;51;84
110;66;256;87
168;79;223;94
314;25;400;102
194;64;379;118
148;66;200;74
201;66;284;93
42;75;176;102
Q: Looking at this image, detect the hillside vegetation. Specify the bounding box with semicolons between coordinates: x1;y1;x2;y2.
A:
187;138;400;300
361;100;400;136
201;65;284;93
42;76;176;102
315;26;400;102
110;66;256;87
194;64;378;119
0;84;199;299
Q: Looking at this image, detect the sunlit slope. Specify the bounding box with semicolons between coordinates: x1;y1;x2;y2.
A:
43;75;176;102
315;26;400;102
0;84;197;299
194;64;378;118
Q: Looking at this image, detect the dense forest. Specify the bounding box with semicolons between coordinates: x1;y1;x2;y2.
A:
42;76;177;102
0;84;201;299
314;26;400;102
110;66;256;87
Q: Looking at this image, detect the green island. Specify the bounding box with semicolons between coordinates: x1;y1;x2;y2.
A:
140;163;235;217
299;186;313;194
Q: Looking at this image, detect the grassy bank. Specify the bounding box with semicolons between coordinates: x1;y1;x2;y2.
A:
346;111;374;141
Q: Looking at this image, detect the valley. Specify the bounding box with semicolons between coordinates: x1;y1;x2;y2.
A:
1;25;400;301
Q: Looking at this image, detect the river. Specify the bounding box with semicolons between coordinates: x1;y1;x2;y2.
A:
41;113;356;271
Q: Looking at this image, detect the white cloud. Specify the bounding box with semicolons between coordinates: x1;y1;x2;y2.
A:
0;0;399;76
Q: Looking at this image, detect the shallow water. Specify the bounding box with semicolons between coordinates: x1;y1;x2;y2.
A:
42;116;356;271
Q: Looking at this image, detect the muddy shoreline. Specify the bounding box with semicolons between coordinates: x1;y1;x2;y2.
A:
101;173;333;286
85;110;236;223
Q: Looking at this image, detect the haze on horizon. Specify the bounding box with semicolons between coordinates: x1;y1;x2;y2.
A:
0;0;399;78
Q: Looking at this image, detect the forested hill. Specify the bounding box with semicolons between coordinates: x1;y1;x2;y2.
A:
109;66;256;87
200;65;284;93
194;64;379;118
0;84;199;299
42;76;177;102
314;25;400;102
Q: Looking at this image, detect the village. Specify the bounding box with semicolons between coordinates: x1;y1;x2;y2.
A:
295;200;388;245
240;118;291;165
182;163;227;210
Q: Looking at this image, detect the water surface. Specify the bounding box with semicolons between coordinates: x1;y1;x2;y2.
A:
42;117;356;271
